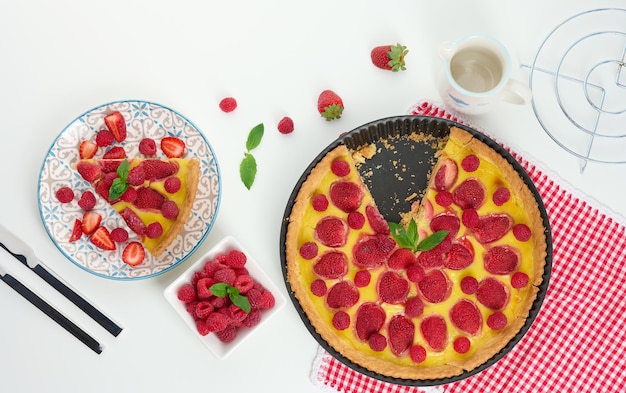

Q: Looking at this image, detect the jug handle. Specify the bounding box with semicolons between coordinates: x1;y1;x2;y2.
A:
500;79;532;105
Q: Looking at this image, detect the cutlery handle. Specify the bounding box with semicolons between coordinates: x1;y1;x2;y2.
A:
0;273;102;354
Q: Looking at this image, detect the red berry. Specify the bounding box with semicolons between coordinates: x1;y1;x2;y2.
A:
388;314;415;355
96;129;115;147
365;205;389;235
473;214;513;244
219;97;237;113
405;297;424;318
121;241;145;266
216;325;238;343
484;246;519;275
326;281;359;309
195;319;210;336
258;290;276;309
127;166;146;186
206;312;229;332
332;311;350;330
418;269;451;303
450;299;482;335
161;137;186;158
312;194;329;211
487;311;508;330
313;251;348;279
453;337;471;354
420;315;448;351
461;154;480;172
353;270;371;287
299;242;318;260
410;345;427;363
110;227;129;243
460;276;479;295
196;277;214;300
406;263;425;283
493;187;511;206
377;271;409;304
242;309;262;328
368;332;387;352
234;274;254;294
347;211;365;229
511;271;530;288
461;209;480;228
314;216;347;247
453;178;486;209
435;191;453;207
68;219;83;242
433;158;458;191
77;191;96;210
138;138;157;155
195;301;214;320
145;222;163;238
214;268;236;286
162;201;179;219
277;116;294;134
476;277;509;310
513;224;532;242
329;181;363;212
354;302;385;341
164;177;181;193
310;279;327;296
331;159;350;177
55;187;74;203
225;249;247;268
177;283;197;303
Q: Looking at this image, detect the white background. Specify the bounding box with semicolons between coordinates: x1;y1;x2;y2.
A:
1;1;625;392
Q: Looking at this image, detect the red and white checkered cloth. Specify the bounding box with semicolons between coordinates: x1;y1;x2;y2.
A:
310;101;626;393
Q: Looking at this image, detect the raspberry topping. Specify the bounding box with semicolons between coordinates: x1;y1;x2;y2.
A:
493;186;511;206
164;177;181;193
161;200;179;219
444;239;475;270
314;251;348;279
354;302;386;341
377;271;410;304
353;270;371;287
353;235;394;269
347;211;365;229
145;222;163;238
453;337;471;354
312;194;329;211
299;242;318;260
513;224;532;242
473;214;513;244
405;296;424;318
418;270;451;303
310;279;327;296
461;154;480;172
430;213;461;239
388;315;415;356
450;299;482;335
329;181;363;212
368;333;388;352
331;159;351;177
461;209;480;229
487;312;508;330
365;205;390;234
314;216;348;247
460;276;479;295
476;277;509;310
511;272;530;288
332;311;351;330
55;187;74;203
326;281;360;309
410;345;427;363
420;315;448;351
433;158;458;191
453;178;486;209
435;191;454;207
484;246;519;275
388;248;416;269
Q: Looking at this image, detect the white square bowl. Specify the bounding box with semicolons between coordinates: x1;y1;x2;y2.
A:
164;235;286;359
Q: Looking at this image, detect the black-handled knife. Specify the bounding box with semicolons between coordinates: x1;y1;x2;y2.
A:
0;265;102;354
0;224;123;337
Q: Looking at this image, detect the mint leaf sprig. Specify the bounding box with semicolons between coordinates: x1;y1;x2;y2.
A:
108;159;130;200
388;218;448;253
240;123;264;190
210;282;251;313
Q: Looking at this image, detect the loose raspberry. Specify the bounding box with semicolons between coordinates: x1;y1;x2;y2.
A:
55;187;74;203
203;260;222;277
368;332;387;352
195;301;214;320
511;272;530;288
347;211;365;229
377;271;409;304
310;279;327;296
186;301;200;320
234;274;254;294
353;270;371;287
453;337;471;354
460;276;479;295
195;319;210;336
145;222;163;239
191;271;206;287
388;315;415;355
331;159;350;177
214;268;236;285
493;187;511;206
314;251;348;279
461;209;480;229
410;345;427;363
225;249;247;268
405;296;424;318
219;97;237;113
299;242;318;260
162;200;179;219
312;194;329;211
77;191;96;210
461;154;480;172
246;288;263;308
206;312;230;332
164;177;181;194
110;227;129;243
258;290;276;309
196;277;214;300
513;224;532;242
177;283;197;303
435;191;453;207
332;311;351;330
277;116;294;134
242;309;262;328
420;315;448;351
138;138;157;156
326;281;359;309
314;216;348;247
487;311;508;330
450;299;482;335
355;302;386;340
96;129;115;147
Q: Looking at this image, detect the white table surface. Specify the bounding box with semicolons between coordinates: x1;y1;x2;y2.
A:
1;1;625;392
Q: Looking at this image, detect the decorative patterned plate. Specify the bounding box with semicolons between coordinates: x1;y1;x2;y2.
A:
38;100;221;280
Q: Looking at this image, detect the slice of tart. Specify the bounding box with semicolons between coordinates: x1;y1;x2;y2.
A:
285;126;547;380
76;156;200;257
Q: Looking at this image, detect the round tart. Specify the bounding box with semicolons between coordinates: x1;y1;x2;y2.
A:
282;117;550;383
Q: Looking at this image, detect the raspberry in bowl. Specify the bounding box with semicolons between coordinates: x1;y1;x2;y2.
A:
164;236;286;358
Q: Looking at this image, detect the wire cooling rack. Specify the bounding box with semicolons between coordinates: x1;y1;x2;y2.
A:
524;8;626;172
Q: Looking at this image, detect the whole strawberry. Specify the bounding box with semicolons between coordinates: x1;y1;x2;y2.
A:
317;90;344;121
371;43;408;72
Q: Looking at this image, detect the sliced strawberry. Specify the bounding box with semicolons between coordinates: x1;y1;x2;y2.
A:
76;162;102;182
325;281;359;309
365;205;389;234
377;271;409;304
142;160;177;180
120;208;146;235
450;299;482;335
122;241;146;266
314;216;348;247
388;315;415;356
79;140;98;159
104;111;127;142
69;219;83;242
90;226;116;250
420;315;448;351
418;269;451;303
313;251;348;279
473;214;513;244
433;158;458;191
161;137;186;158
103;146;126;159
81;211;102;235
354;302;386;341
329;181;363;212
